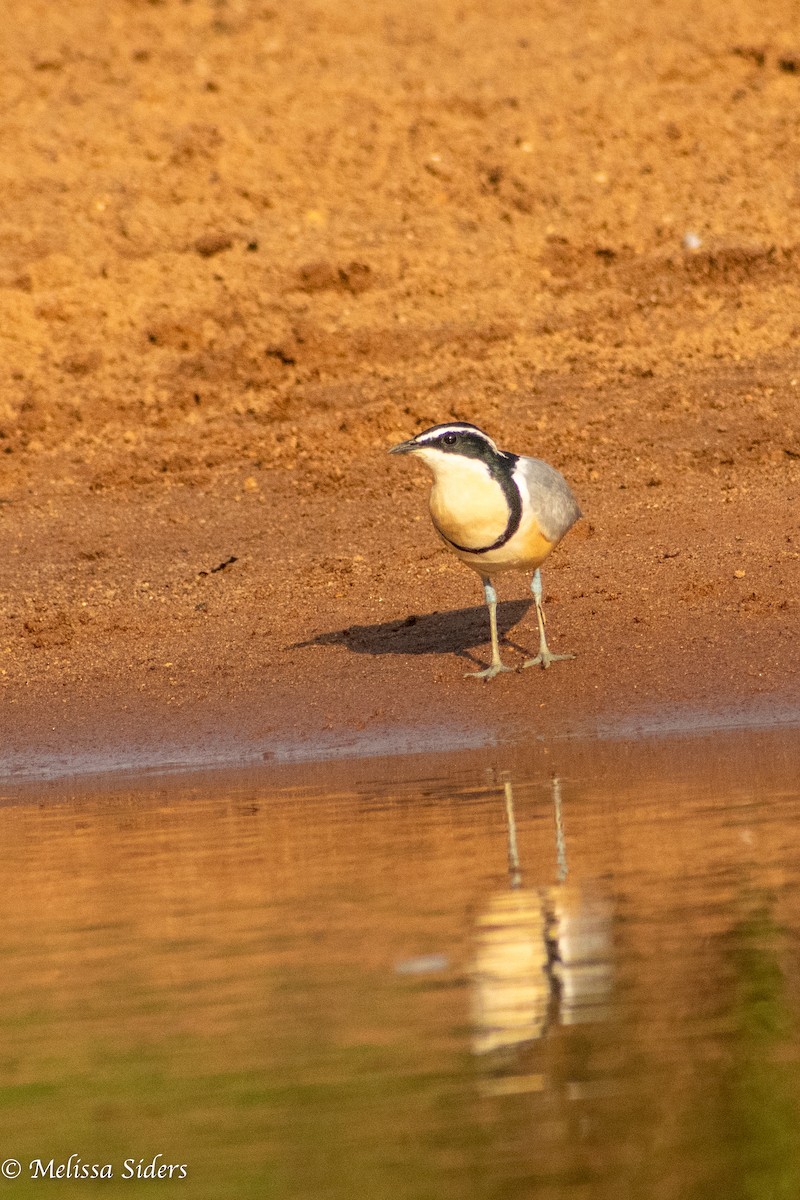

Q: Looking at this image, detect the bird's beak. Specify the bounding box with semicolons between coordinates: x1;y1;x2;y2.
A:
388;438;417;455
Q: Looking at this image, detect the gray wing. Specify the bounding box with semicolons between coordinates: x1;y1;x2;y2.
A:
516;456;582;544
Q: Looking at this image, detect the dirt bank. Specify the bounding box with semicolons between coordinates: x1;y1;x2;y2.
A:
1;0;798;777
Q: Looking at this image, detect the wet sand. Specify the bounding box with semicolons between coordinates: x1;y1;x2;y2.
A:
1;0;799;778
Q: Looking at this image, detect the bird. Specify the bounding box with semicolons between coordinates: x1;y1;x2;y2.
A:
389;422;581;680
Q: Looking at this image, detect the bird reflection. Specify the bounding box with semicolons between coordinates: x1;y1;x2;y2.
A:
470;775;612;1065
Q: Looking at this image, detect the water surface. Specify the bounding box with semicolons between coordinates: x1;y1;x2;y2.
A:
1;726;799;1198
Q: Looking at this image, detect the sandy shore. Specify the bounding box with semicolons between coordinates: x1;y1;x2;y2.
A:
1;0;798;779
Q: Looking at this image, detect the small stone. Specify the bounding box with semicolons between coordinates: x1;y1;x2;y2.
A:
194;232;232;257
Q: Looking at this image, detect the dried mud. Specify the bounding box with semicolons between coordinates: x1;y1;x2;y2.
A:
1;0;799;776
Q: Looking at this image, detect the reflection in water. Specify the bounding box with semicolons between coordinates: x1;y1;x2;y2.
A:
0;727;798;1198
472;889;551;1055
471;777;612;1067
551;885;613;1027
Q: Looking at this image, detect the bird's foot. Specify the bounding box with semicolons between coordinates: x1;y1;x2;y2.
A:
522;650;575;671
465;662;515;681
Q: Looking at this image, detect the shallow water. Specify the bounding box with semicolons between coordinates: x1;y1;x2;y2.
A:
1;726;799;1198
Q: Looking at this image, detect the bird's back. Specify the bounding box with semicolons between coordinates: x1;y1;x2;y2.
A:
515;456;582;546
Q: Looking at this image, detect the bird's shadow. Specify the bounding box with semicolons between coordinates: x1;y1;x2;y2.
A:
291;599;533;669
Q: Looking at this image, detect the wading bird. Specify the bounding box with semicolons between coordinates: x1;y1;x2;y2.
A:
390;422;581;679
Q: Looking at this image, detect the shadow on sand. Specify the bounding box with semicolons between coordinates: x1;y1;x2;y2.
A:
291;600;533;670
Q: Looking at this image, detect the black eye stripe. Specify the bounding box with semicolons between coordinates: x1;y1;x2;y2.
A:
414;424;502;458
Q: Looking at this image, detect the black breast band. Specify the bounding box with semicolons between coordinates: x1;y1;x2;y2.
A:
435;455;522;555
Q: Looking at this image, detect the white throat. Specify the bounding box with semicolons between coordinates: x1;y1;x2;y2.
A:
410;447;494;486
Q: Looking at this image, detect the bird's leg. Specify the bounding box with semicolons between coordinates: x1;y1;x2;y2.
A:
522;569;575;670
466;576;514;680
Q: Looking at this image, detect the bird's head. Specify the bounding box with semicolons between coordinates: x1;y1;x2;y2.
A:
389;423;502;475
